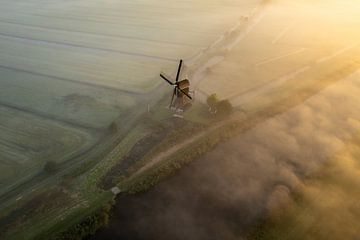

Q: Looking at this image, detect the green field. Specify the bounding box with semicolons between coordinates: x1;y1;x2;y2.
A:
0;0;262;239
0;67;137;129
0;0;260;92
0;103;97;195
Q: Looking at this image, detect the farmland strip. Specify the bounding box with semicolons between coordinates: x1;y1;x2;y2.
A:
0;20;204;48
0;65;139;94
0;101;99;132
0;33;177;62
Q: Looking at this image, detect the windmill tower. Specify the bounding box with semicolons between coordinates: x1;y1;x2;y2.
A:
160;59;193;111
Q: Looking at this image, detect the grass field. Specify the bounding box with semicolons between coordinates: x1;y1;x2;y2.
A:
0;0;262;239
0;104;96;196
0;0;261;203
0;0;260;92
0;67;137;129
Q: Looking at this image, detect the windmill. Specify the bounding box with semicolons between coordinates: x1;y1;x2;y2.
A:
160;59;193;111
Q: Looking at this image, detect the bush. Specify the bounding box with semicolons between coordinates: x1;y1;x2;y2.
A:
207;94;219;111
44;161;58;173
108;121;118;133
52;201;114;240
217;99;233;116
206;93;233;116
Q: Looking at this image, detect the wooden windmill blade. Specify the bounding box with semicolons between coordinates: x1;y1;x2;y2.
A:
160;73;175;86
177;87;192;100
175;59;183;83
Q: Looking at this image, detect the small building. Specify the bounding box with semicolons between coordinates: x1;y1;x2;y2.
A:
111;187;121;195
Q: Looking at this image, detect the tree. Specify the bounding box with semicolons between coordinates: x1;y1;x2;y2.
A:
207;94;233;117
108;121;118;133
44;160;58;173
217;99;233;116
207;94;219;114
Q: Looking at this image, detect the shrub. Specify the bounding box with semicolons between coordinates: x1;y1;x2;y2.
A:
217;99;233;116
44;161;58;173
206;93;233;116
207;93;219;111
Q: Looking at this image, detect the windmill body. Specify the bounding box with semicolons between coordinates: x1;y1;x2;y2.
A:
160;60;193;111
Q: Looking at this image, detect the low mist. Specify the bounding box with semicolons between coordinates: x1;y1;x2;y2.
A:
92;68;360;239
92;0;360;239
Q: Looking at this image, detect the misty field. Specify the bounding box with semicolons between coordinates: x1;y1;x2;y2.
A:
2;0;360;239
0;0;260;92
0;0;263;239
94;64;360;240
0;67;137;129
194;1;360;107
0;0;261;199
0;0;261;197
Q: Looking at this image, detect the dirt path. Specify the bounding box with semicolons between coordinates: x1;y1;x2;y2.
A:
131;113;242;178
272;23;293;44
316;42;359;63
230;43;360;106
255;48;306;67
132;130;209;177
230;65;311;104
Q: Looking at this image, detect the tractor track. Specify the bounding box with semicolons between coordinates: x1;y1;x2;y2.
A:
0;19;203;48
0;33;177;62
0;101;100;132
0;65;142;95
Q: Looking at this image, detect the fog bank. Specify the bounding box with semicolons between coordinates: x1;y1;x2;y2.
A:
91;73;360;239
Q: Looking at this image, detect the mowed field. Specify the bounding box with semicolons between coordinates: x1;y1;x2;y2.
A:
195;0;360;107
0;0;261;203
0;105;96;196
